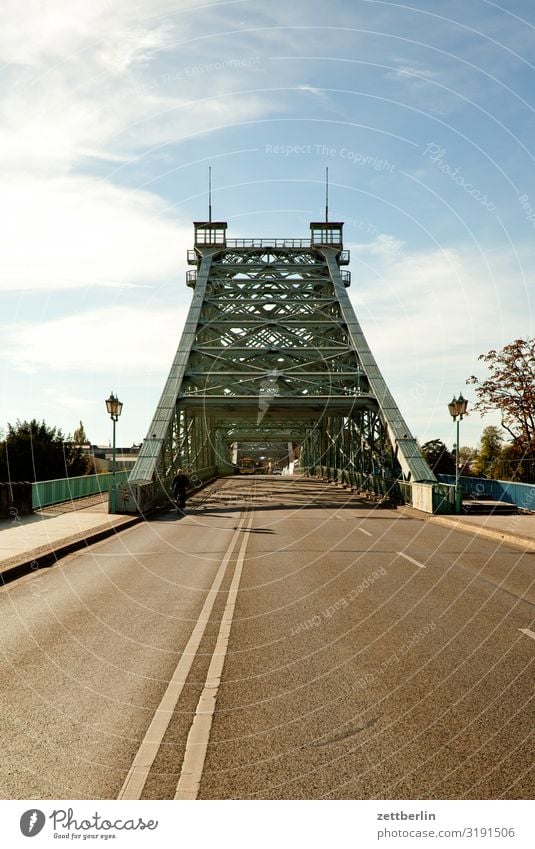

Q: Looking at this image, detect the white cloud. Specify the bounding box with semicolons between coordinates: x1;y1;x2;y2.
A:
0;69;148;174
115;89;275;155
347;233;528;376
0;1;276;301
391;65;437;80
345;233;534;445
297;84;324;96
42;389;94;415
1;304;188;375
0;176;188;291
0;1;274;176
0;2;177;172
0;1;179;68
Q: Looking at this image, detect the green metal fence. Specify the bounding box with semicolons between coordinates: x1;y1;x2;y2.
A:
32;471;130;509
306;467;456;513
311;466;408;501
432;482;456;514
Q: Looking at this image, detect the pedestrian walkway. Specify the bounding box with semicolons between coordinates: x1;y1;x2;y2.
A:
0;498;139;577
429;508;535;551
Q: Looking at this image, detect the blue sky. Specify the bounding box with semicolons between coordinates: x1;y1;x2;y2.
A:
1;0;534;451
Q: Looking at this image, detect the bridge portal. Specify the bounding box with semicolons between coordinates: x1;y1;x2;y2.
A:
116;219;435;514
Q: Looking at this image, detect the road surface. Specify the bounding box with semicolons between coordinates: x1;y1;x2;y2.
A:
0;477;533;799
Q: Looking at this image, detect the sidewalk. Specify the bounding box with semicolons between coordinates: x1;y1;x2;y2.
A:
429;509;535;551
0;499;141;581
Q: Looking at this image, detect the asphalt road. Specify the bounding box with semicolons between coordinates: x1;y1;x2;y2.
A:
0;477;533;799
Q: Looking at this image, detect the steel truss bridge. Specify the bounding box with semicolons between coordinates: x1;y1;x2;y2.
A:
117;219;435;514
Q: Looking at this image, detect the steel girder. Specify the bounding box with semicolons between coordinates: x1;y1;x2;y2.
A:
122;222;434;513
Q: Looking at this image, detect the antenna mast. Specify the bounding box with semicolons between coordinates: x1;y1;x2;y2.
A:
208;166;212;223
325;166;329;222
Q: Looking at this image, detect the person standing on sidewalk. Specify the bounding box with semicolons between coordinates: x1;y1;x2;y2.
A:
171;468;189;512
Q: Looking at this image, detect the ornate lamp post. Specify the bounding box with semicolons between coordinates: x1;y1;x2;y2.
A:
105;392;123;513
448;393;468;514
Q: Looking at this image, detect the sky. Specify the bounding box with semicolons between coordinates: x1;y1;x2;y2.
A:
1;0;534;451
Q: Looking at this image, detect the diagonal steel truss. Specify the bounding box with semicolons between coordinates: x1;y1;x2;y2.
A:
119;220;435;513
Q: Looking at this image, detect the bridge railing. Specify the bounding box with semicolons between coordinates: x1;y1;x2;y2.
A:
312;465;404;499
32;471;130;509
117;465;218;514
307;467;455;513
437;474;535;512
225;238;311;248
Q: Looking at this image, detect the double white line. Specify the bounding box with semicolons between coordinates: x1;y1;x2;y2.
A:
119;513;253;800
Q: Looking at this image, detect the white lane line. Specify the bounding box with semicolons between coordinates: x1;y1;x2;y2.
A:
519;628;535;642
118;517;246;800
357;527;372;537
396;551;426;569
174;514;253;800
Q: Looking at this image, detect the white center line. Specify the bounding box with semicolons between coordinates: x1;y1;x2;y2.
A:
396;551;426;569
118;517;246;800
519;628;535;642
357;527;372;537
174;514;253;800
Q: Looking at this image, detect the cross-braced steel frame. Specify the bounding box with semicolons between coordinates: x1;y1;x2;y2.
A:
118;220;435;513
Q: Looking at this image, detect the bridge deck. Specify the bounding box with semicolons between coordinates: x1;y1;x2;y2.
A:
0;477;533;799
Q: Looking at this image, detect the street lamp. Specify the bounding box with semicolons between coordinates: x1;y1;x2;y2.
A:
105;392;123;513
448;393;468;514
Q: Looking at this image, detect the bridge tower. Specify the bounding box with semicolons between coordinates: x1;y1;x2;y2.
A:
117;218;435;513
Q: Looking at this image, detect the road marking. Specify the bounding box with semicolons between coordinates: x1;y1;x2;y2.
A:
357;527;372;537
174;514;254;800
519;628;535;642
118;517;246;800
396;551;426;569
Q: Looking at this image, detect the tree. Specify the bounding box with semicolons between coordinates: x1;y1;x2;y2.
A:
497;442;517;481
473;425;503;478
496;439;535;482
467;338;535;457
458;445;477;476
73;420;88;445
0;419;88;482
421;439;455;475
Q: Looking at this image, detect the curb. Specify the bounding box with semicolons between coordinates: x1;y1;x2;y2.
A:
429;515;535;552
0;515;142;586
0;477;219;588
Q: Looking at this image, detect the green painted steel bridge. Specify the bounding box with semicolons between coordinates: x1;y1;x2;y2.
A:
116;219;436;514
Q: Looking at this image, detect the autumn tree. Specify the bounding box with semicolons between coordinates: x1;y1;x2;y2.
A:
467;338;535;457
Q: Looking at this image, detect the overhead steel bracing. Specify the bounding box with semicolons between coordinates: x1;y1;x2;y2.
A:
117;219;435;513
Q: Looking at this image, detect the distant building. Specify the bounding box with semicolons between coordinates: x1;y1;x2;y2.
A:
82;443;141;472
